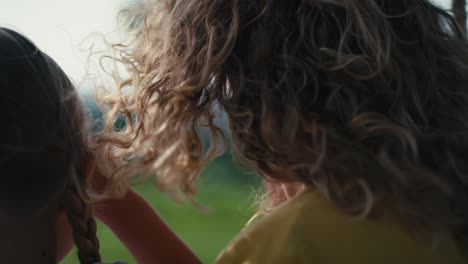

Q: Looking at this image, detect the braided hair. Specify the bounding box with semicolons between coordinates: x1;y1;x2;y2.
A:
60;93;101;263
62;165;101;264
0;28;101;263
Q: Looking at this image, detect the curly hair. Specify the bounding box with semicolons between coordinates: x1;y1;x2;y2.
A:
0;28;100;263
101;0;468;242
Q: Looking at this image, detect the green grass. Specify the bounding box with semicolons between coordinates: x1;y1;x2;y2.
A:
61;157;260;264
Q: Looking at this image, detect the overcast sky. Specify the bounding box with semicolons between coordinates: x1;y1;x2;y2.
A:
0;0;128;92
0;0;458;92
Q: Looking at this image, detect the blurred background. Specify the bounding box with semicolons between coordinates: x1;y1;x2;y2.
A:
0;0;458;263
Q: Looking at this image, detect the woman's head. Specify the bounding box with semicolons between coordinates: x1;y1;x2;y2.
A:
105;0;468;238
0;28;100;263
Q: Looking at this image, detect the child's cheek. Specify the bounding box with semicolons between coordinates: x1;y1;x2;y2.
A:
55;211;74;262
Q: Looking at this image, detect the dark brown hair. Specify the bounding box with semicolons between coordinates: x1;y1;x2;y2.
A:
102;0;468;243
453;0;467;33
0;28;100;263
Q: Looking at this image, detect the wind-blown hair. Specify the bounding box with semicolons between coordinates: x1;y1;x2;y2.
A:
101;0;468;242
0;28;101;263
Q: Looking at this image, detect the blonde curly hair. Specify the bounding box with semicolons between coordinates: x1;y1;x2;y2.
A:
99;0;468;242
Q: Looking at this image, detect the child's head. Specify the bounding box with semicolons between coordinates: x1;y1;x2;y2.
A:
105;0;468;238
0;28;100;263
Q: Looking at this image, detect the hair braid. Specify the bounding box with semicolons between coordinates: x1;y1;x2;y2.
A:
453;0;467;34
63;172;101;264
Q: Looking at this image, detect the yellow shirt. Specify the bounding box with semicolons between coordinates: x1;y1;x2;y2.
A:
215;190;466;264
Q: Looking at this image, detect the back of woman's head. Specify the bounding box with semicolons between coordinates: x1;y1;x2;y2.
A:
0;28;101;263
104;0;468;243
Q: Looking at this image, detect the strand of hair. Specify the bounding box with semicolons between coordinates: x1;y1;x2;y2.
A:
453;0;467;35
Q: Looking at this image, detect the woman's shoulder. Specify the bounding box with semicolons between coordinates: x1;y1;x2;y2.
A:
214;190;329;263
215;190;466;264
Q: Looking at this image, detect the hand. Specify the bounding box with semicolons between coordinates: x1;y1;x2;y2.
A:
84;151;201;264
82;149;108;194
